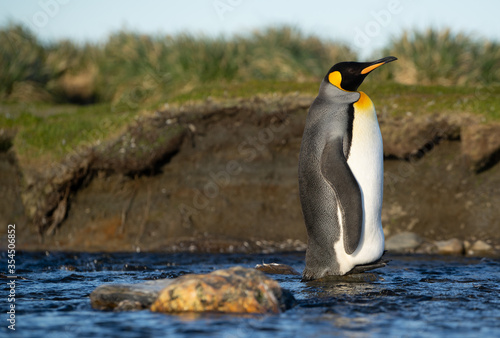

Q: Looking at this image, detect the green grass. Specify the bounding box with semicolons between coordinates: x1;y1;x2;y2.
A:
168;79;319;103
4;80;500;171
2;103;135;166
363;82;500;121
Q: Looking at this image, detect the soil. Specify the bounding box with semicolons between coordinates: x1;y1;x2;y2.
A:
1;94;500;252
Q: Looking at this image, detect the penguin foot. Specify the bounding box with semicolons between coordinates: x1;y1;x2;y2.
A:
346;258;389;275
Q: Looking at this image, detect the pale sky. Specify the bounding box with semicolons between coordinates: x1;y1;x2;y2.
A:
1;0;499;58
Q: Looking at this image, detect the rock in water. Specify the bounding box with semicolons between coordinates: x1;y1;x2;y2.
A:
90;267;295;313
255;263;300;275
151;266;295;314
90;279;174;311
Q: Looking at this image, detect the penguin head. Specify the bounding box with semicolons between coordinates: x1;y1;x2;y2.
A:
325;56;397;92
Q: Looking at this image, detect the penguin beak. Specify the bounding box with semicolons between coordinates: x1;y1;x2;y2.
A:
361;56;398;75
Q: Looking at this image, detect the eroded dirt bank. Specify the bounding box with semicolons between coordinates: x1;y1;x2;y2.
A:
1;94;500;252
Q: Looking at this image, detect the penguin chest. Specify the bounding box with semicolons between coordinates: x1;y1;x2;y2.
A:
347;100;384;190
343;94;384;264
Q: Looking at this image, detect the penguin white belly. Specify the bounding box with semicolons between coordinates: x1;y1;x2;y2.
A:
334;93;384;274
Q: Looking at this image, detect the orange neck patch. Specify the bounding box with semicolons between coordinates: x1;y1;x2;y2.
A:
353;91;374;112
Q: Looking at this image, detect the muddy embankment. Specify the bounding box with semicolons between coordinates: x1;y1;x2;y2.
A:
1;94;500;253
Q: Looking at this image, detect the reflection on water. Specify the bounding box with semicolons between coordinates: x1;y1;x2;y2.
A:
2;251;499;337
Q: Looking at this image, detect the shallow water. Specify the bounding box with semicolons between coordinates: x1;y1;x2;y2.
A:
1;251;500;337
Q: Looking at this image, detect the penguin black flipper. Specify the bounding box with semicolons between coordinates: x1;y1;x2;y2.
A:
320;137;363;255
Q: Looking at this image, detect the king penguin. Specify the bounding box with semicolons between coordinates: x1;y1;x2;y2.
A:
299;56;397;281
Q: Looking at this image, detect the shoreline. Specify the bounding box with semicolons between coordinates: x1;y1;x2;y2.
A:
1;94;500;253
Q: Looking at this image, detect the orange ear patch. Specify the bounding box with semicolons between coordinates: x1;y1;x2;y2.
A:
328;71;343;89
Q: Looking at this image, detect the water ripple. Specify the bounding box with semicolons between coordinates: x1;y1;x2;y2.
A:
2;251;499;337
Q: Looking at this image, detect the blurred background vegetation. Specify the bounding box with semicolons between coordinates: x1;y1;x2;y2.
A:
0;24;354;106
1;23;499;107
1;23;499;166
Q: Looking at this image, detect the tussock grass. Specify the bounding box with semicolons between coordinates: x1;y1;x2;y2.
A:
0;25;47;99
380;29;500;86
1;24;498;105
0;24;354;106
95;26;355;108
